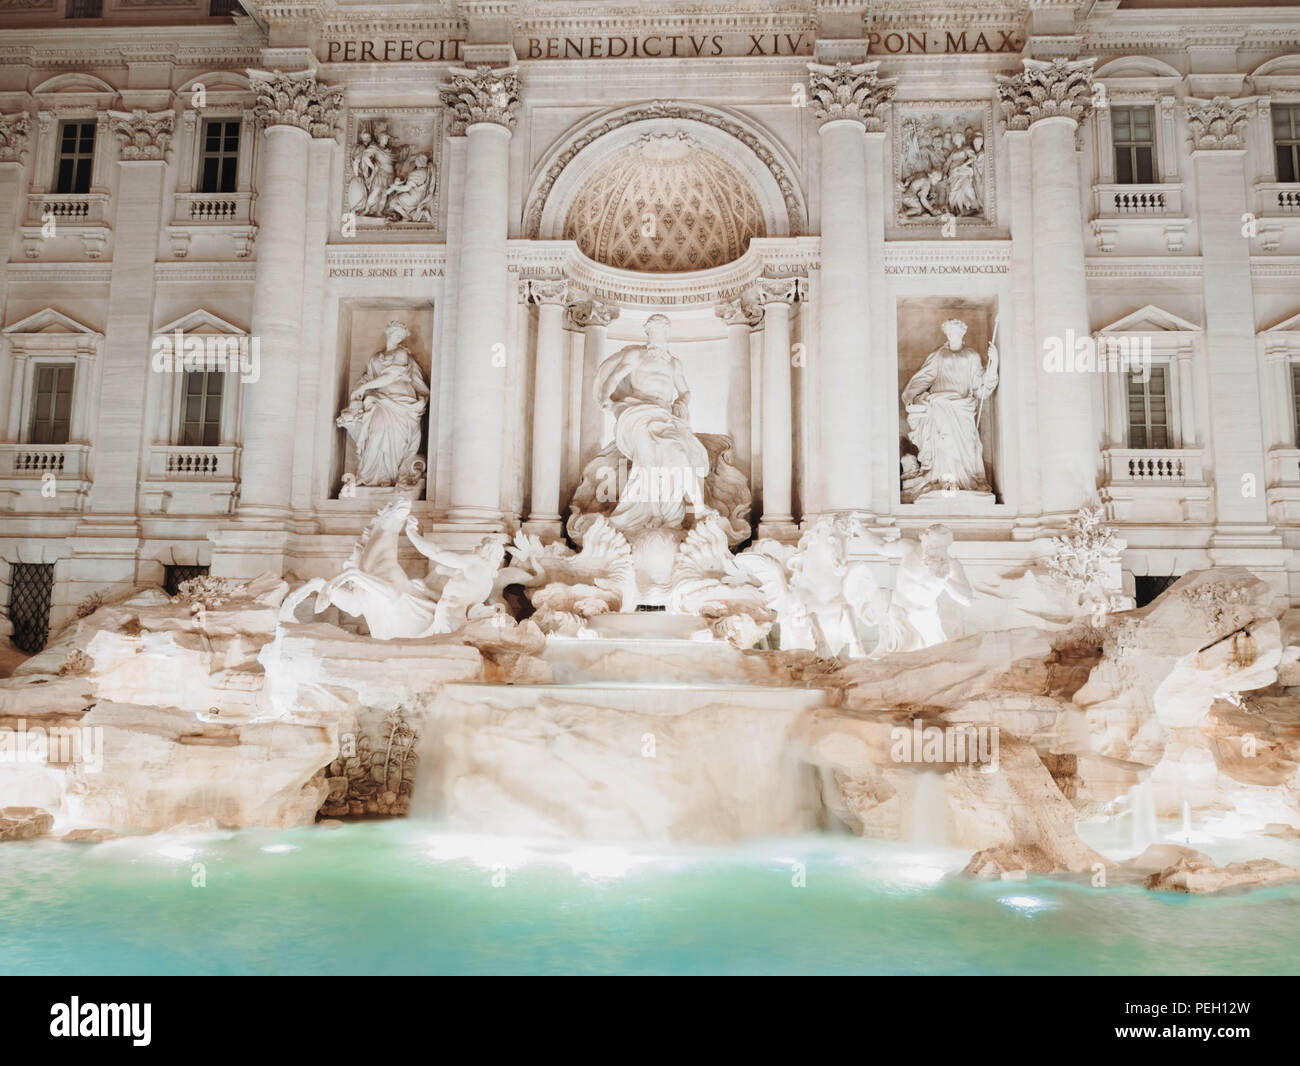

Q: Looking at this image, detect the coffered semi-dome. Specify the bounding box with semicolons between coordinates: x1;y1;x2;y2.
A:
562;133;766;273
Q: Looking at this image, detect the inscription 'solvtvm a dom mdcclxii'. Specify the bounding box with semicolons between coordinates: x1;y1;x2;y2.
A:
3;0;1300;634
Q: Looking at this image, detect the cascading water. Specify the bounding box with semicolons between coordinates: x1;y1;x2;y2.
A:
1180;800;1193;844
1127;780;1159;852
908;772;948;846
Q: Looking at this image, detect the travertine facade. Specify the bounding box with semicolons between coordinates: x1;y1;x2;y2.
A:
2;0;1300;644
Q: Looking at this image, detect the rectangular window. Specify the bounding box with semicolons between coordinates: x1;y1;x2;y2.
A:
65;0;103;17
1275;104;1300;185
55;120;95;194
1127;364;1169;449
180;369;223;447
198;119;240;194
209;0;240;14
1112;106;1157;185
9;563;54;655
29;364;74;445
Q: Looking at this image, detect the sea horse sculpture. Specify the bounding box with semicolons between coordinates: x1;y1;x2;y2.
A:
280;499;502;639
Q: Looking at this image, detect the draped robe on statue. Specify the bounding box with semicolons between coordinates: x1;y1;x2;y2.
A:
596;344;710;535
339;346;429;486
902;343;993;497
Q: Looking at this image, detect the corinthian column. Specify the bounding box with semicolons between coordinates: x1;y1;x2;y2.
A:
85;109;173;525
1186;96;1269;531
239;69;343;523
524;276;570;539
754;275;806;540
569;297;619;468
807;61;894;516
715;294;762;482
440;65;520;527
997;58;1097;516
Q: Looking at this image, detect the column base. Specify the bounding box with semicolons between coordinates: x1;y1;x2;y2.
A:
1209;525;1285;553
522;515;564;541
207;527;292;580
444;505;508;533
758;516;800;542
65;531;145;617
802;509;877;527
232;503;295;527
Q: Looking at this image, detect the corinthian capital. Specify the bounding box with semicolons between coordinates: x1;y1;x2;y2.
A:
996;57;1096;130
249;69;344;138
716;295;762;327
524;276;570;306
568;298;619;329
0;112;31;164
440;66;521;135
110;109;174;161
807;61;896;131
1185;96;1251;151
753;273;807;305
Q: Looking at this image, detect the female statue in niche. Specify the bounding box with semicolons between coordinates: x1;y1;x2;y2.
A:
337;321;430;488
901;317;998;501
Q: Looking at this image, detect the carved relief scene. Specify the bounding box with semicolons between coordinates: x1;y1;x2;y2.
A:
896;106;991;226
344;111;440;226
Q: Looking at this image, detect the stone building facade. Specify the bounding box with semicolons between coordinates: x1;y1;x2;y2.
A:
1;0;1299;649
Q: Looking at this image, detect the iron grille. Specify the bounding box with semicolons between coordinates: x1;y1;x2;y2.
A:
164;564;210;597
9;563;54;655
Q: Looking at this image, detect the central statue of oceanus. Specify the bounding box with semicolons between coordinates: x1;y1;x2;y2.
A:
569;314;750;545
567;314;751;605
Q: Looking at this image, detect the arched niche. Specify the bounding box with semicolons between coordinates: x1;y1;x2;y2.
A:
524;103;806;244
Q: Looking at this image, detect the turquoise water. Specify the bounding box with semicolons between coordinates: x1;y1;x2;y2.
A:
1;822;1298;975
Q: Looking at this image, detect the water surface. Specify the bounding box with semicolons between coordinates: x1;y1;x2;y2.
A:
2;823;1297;975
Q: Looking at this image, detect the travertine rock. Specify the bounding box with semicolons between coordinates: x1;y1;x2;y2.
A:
63;702;332;831
962;844;1056;878
1144;855;1300;894
0;806;54;840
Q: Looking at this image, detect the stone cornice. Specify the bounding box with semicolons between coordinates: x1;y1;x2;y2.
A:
249;67;344;137
439;65;520;135
507;236;821;310
1084;256;1202;280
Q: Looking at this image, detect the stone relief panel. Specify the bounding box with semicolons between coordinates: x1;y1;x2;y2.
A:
343;109;442;228
896;297;1000;504
334;304;435;500
894;103;994;230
